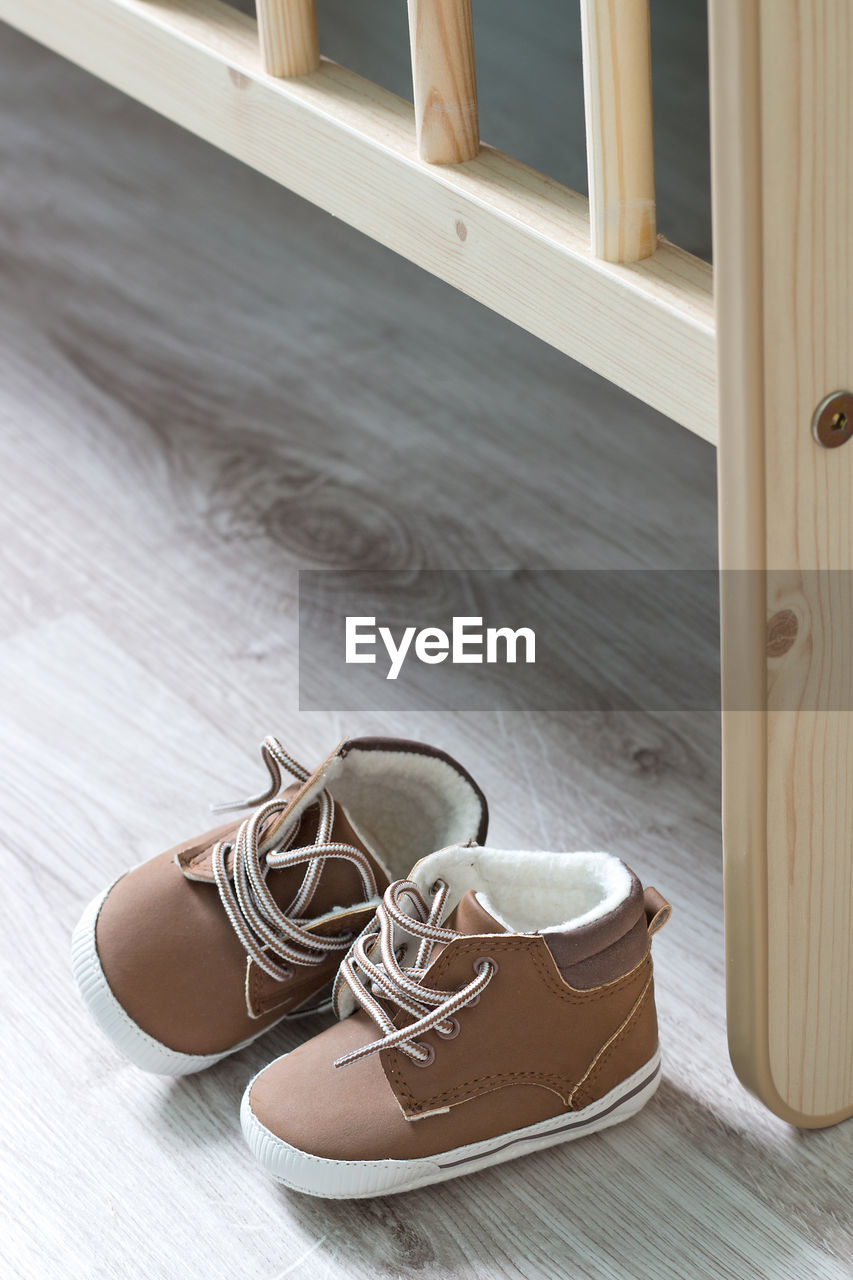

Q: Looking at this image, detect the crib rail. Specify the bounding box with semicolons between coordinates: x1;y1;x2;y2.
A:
0;0;715;441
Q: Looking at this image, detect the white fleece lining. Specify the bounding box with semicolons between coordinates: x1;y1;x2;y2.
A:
260;747;484;883
410;846;633;935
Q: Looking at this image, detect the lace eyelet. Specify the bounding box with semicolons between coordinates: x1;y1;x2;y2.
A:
411;1043;435;1067
431;877;448;894
474;955;499;978
435;1016;460;1040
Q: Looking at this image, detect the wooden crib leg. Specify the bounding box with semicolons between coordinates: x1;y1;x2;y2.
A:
710;0;853;1126
257;0;319;78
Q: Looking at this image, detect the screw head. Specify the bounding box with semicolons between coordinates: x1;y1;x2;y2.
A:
812;390;853;448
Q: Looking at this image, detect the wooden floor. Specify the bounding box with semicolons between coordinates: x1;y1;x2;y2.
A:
1;8;851;1279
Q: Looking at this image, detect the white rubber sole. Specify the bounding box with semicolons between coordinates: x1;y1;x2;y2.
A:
241;1047;662;1198
71;887;329;1077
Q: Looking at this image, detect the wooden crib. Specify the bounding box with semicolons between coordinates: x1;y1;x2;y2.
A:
1;0;851;1129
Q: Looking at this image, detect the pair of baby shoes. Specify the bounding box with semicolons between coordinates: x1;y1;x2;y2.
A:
72;734;671;1199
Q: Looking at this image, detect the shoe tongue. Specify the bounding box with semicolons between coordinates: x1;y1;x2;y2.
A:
444;889;507;936
257;782;309;849
267;799;389;917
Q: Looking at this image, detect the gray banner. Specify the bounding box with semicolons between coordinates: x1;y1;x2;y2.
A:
299;569;720;711
298;569;853;712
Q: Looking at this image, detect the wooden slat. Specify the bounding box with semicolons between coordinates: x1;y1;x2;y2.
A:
579;0;657;263
407;0;479;164
256;0;319;78
711;0;853;1125
0;0;715;440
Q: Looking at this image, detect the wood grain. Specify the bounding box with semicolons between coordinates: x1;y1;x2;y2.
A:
0;0;717;442
579;0;657;262
407;0;479;164
0;10;851;1279
257;0;319;78
711;0;853;1123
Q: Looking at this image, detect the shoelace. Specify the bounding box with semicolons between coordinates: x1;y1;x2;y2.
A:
334;877;497;1069
210;736;378;982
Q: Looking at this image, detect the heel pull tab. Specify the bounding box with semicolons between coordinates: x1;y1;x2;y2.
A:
644;886;672;936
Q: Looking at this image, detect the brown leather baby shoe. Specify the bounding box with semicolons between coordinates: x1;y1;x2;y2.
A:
241;845;670;1197
72;736;488;1075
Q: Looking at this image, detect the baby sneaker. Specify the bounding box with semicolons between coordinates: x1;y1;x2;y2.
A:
241;844;670;1198
71;735;487;1075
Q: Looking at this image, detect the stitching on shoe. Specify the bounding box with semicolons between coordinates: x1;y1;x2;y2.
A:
403;1071;576;1113
426;936;653;1006
571;982;655;1110
388;940;652;1113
